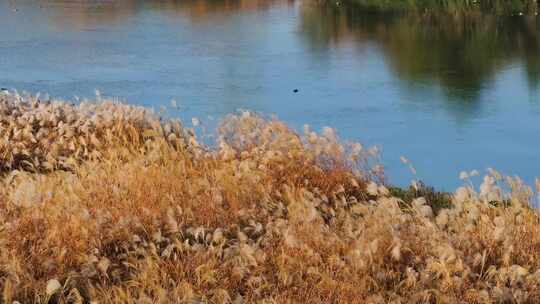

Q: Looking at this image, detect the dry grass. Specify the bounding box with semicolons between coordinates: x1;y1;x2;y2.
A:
1;92;540;303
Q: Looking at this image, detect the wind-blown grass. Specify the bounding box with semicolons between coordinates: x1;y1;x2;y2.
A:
1;92;540;303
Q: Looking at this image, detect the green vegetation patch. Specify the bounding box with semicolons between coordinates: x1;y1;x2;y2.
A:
338;0;538;14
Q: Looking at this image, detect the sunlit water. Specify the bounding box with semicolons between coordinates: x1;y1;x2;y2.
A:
1;0;540;189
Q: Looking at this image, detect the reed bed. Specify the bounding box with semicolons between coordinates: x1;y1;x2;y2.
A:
1;92;540;303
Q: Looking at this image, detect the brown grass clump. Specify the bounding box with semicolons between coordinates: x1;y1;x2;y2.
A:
1;92;540;303
0;92;191;173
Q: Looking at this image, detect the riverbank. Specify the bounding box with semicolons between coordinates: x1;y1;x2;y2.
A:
1;93;540;303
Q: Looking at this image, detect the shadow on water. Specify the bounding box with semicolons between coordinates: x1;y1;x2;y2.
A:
299;3;540;106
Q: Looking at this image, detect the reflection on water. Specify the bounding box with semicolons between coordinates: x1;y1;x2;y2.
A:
148;0;294;18
42;0;138;30
334;0;539;15
29;0;540;103
1;0;540;188
300;3;540;100
18;0;540;99
26;0;293;30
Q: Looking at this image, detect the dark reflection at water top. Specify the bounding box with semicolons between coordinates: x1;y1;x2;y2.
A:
300;3;540;102
18;0;294;30
38;0;138;30
340;0;539;15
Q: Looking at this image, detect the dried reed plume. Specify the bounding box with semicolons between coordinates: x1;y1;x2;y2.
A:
1;92;540;303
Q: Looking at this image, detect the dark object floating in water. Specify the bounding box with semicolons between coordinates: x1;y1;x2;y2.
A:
293;89;299;93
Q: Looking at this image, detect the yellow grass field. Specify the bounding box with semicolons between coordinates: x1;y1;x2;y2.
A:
1;92;540;303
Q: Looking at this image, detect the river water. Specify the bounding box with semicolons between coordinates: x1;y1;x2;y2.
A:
1;0;540;189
